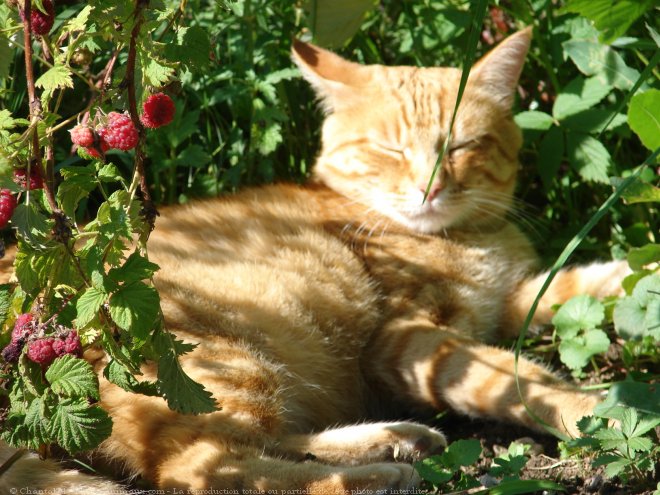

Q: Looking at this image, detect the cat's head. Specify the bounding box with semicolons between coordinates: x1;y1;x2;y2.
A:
292;28;531;233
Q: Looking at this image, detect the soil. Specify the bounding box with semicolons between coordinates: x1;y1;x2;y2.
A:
435;413;659;495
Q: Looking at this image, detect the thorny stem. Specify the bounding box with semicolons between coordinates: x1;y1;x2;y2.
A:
125;0;157;232
21;2;60;215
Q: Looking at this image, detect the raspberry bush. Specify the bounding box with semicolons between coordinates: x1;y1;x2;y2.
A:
0;0;216;456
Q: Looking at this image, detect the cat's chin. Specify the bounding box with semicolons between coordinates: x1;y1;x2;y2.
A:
394;210;457;235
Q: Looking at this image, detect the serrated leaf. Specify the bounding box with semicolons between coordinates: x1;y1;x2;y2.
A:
65;4;92;32
560;0;655;44
594;427;627;450
35;65;74;95
109;282;160;340
57;165;97;217
626;436;653;453
562;109;627;134
12;203;51;243
108;251;160;285
25;397;50;447
76;286;107;329
140;53;174;87
0;283;12;328
514;111;555;131
265;68;300;85
45;355;99;399
49;399;112;453
603;456;633;478
577;415;607;435
552;295;605;338
103;360;159;396
177;144;211;169
567;133;612;183
153;332;217;415
553;76;611;120
628;89;660;151
620;407;638;437
164;25;210;71
562;40;640;90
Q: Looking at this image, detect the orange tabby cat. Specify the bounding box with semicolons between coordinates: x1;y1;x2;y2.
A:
1;28;627;493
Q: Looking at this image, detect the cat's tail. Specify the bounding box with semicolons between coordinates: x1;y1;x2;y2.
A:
0;441;126;495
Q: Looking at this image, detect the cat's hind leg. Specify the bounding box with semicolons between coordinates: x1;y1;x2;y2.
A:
277;421;446;466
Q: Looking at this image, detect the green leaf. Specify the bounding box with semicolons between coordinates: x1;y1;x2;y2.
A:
57;165;97;218
12;203;51;244
109;281;160;341
306;0;377;47
562;109;627;134
76;286;107;328
514;111;554;131
49;399;112;453
567;133;612;183
552;295;605;338
553;76;611;120
441;439;482;468
627;89;660;151
558;329;610;371
562;40;640;90
414;456;453;486
0;283;12;328
64;4;92;32
108;250;160;285
140;52;175;87
164;25;211;71
595;381;660;418
25;397;51;448
614;274;660;340
538;126;564;190
610;177;660;204
45;355;99;399
627;244;660;271
153;332;217;415
103;360;159;396
177;144;211;169
560;0;655;44
603;456;633;478
594;427;627;451
35;65;74;96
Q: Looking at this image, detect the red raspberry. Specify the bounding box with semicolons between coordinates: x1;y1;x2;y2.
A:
13;167;44;190
27;337;57;366
140;93;175;129
1;341;23;363
70;124;95;148
20;0;55;36
0;189;17;228
98;112;139;151
11;313;35;342
52;330;82;357
82;138;110;159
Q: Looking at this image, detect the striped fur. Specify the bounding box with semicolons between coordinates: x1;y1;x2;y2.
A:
1;29;626;493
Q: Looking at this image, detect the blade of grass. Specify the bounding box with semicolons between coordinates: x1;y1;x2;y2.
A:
424;0;488;202
513;146;660;440
597;48;660;139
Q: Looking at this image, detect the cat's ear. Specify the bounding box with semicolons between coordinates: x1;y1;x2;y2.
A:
292;40;368;111
470;27;532;107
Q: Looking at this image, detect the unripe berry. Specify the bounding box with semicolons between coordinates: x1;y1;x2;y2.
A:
0;189;17;228
98;112;139;151
141;93;175;129
82;138;110;159
70;124;95;148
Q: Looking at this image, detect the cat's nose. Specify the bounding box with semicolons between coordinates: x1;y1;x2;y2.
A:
420;181;444;201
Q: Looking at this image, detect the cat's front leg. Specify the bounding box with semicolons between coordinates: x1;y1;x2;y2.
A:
501;260;630;335
367;318;599;437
